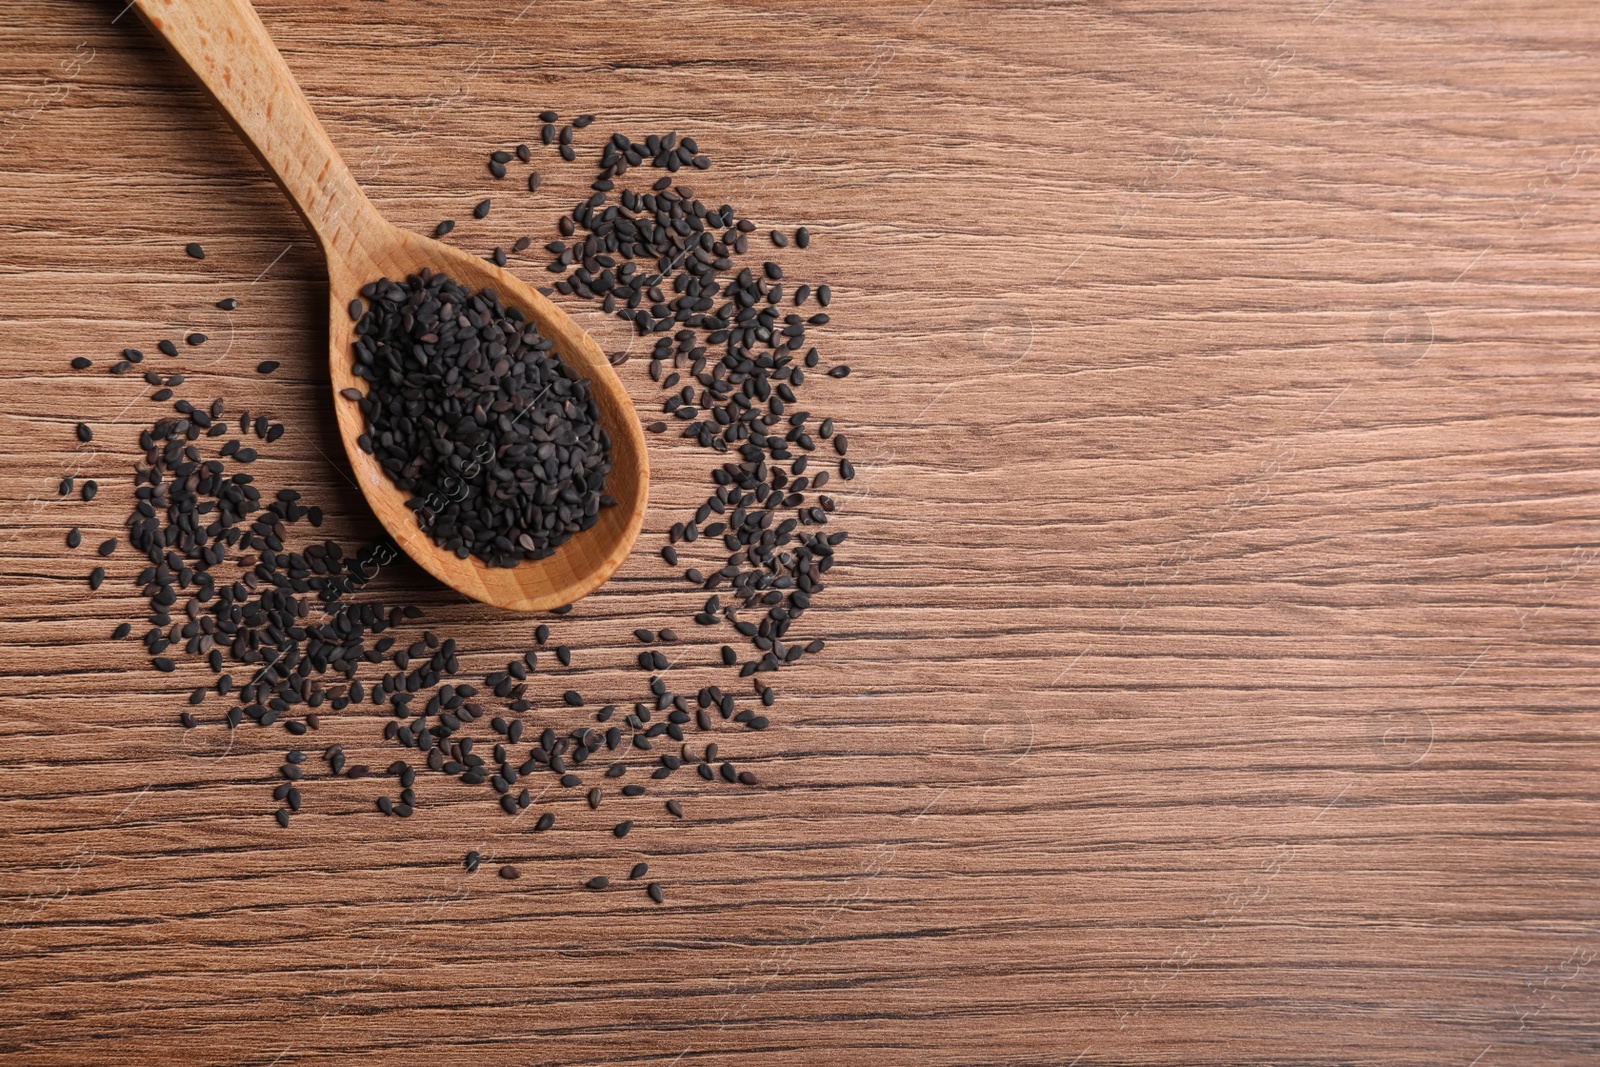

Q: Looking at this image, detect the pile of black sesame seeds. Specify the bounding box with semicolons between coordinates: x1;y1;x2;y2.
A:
347;271;616;567
62;112;854;903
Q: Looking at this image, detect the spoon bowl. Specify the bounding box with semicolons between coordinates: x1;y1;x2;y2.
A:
133;0;647;610
324;221;648;610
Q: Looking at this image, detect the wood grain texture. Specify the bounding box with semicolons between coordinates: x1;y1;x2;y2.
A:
132;0;650;611
2;0;1599;1064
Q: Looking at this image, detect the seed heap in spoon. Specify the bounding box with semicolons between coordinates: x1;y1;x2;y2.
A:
346;271;615;568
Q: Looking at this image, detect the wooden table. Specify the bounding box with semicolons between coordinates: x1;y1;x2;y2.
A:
2;1;1597;1063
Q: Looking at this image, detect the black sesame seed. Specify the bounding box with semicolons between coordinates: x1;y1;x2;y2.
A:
257;361;279;374
66;527;81;549
185;242;205;259
473;199;491;218
585;876;609;890
499;864;520;880
75;422;92;442
647;882;664;903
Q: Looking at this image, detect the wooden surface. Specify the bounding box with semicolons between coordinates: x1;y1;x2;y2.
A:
2;0;1599;1063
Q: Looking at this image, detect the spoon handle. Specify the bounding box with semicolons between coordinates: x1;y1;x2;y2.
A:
132;0;377;250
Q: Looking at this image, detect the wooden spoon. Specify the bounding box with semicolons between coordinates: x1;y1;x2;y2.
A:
131;0;648;611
